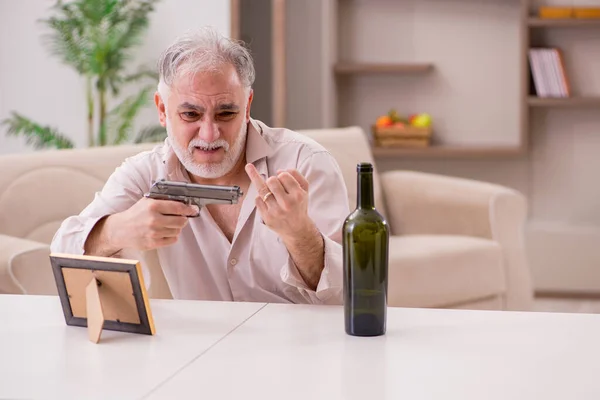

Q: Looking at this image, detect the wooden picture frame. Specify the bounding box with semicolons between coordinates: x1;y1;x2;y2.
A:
50;253;155;343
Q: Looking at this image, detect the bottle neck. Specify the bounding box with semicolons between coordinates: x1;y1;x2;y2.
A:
357;171;375;209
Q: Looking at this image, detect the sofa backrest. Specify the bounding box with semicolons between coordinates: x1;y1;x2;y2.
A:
0;143;156;244
0;125;385;244
297;126;387;217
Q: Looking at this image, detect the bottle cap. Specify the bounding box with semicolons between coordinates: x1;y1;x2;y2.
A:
357;162;373;172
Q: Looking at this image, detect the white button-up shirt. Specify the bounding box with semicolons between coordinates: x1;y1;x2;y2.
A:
50;119;350;305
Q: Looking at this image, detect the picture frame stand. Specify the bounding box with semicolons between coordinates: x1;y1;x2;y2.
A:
50;253;156;344
86;276;105;343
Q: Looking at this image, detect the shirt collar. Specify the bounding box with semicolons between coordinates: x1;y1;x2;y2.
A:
245;118;273;165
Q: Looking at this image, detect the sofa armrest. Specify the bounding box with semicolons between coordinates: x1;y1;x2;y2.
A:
0;234;54;295
380;170;533;310
380;170;522;238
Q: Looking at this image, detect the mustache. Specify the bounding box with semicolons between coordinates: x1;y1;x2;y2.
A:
188;138;230;152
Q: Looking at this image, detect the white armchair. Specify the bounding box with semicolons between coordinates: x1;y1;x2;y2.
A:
299;126;534;311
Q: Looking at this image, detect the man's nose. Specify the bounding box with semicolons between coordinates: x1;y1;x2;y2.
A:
197;120;220;143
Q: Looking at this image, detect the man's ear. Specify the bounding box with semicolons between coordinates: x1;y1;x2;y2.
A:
154;91;167;127
245;89;254;122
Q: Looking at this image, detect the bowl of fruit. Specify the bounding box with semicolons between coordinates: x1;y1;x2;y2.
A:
372;109;433;148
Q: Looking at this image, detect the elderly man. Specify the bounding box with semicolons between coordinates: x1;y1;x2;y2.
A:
51;27;349;305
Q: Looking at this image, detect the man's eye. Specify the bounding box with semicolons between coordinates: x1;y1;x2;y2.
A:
181;112;199;121
218;112;237;120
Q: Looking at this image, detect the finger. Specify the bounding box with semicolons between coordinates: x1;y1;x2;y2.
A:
152;199;199;217
154;214;189;229
245;163;269;197
150;226;182;239
255;195;270;220
266;176;288;205
149;199;196;217
277;171;302;194
287;169;309;192
155;236;178;248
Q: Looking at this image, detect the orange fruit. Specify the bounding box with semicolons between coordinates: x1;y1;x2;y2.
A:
376;115;393;127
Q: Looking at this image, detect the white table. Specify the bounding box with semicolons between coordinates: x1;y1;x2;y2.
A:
147;303;600;400
0;294;265;400
2;295;600;400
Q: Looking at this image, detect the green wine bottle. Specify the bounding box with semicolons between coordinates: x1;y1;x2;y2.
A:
343;162;389;336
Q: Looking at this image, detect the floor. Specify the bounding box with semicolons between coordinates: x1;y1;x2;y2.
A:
534;297;600;314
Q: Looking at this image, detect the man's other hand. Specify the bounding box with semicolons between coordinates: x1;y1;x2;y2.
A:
245;163;313;241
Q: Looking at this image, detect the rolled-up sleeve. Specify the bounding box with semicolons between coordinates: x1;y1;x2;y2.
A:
50;154;151;255
280;150;350;305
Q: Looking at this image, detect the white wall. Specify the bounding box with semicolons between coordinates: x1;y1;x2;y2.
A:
0;0;230;155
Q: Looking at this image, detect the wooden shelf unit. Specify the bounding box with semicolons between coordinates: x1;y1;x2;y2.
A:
526;7;600;111
371;145;525;159
528;97;600;108
332;0;534;159
330;0;600;159
334;63;434;75
528;18;600;27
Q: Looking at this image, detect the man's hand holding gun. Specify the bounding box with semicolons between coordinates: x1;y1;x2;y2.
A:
83;180;243;256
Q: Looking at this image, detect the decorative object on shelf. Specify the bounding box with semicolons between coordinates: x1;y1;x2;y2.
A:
372;109;433;148
538;7;574;19
574;8;600;19
538;7;600;20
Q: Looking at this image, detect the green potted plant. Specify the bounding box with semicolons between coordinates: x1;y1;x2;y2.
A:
1;0;166;150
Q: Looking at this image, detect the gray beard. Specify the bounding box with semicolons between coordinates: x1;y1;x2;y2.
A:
167;120;248;179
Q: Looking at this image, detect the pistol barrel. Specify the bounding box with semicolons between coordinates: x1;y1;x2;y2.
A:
148;180;243;205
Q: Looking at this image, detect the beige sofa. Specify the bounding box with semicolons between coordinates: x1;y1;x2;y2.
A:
0;126;533;310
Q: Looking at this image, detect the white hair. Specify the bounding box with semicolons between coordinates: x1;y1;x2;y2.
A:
156;26;255;102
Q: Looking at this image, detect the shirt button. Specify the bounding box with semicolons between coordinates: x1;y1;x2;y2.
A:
230;258;237;266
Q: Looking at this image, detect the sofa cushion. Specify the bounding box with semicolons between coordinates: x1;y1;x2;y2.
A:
387;235;506;308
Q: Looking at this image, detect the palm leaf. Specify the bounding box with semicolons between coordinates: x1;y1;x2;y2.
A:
41;0;159;94
14;0;162;151
1;113;74;149
110;66;158;97
133;124;167;144
112;1;159;52
101;0;160;95
122;67;159;84
40;1;93;75
107;85;154;145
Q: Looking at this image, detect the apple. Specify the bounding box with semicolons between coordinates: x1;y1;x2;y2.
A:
411;113;432;128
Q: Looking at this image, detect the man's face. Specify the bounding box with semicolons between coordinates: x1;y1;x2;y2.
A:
155;63;253;179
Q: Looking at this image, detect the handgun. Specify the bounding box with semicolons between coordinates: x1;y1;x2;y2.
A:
144;179;243;211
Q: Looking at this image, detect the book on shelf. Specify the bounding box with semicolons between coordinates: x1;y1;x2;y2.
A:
528;48;571;98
